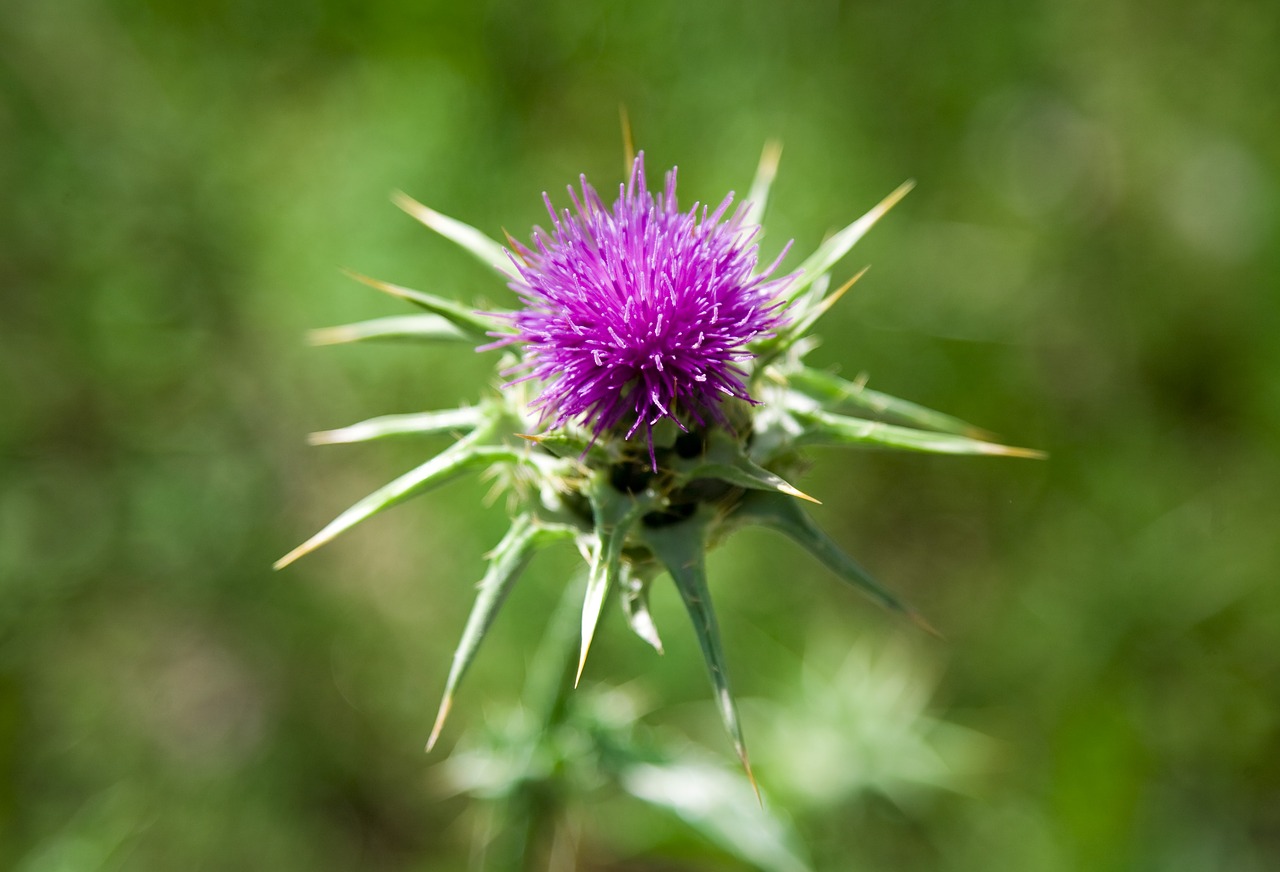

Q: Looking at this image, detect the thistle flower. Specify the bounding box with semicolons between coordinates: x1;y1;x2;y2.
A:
278;143;1041;781
491;155;792;465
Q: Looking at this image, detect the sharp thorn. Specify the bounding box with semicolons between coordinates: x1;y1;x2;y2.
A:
391;190;433;223
757;140;782;184
909;610;943;639
426;696;453;752
738;744;762;808
777;481;822;505
619;104;636;172
308;327;349;346
273;539;318;571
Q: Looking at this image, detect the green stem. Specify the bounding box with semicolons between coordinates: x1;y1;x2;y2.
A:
485;576;585;872
523;576;585;724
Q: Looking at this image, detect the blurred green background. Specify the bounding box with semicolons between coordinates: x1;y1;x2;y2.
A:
3;0;1278;868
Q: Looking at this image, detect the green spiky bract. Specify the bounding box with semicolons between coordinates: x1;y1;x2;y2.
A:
278;146;1041;780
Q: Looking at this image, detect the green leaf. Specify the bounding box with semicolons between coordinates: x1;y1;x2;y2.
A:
688;459;818;504
754;268;866;362
621;759;812;872
516;430;611;466
620;564;664;653
274;440;522;569
427;516;576;750
639;514;758;795
787;180;914;305
343;269;508;340
785;366;990;437
742;140;783;232
309;407;487;446
757;268;870;355
308;314;469;346
678;432;818;504
731;490;925;625
393;191;510;272
794;408;1045;458
577;478;656;684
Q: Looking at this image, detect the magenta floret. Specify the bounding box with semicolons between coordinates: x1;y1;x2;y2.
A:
494;153;794;459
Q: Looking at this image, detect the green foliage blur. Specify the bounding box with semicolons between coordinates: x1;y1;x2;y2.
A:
3;0;1277;868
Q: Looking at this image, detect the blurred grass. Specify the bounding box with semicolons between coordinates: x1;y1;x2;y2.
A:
2;0;1278;869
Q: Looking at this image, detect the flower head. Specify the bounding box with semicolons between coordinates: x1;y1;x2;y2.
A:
496;154;793;459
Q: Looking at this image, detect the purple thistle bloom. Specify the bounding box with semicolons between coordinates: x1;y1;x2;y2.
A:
495;153;795;462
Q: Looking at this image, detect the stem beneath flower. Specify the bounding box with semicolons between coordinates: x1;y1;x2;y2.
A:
483;575;585;872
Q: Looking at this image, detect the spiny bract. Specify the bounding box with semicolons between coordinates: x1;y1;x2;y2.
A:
277;144;1041;778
